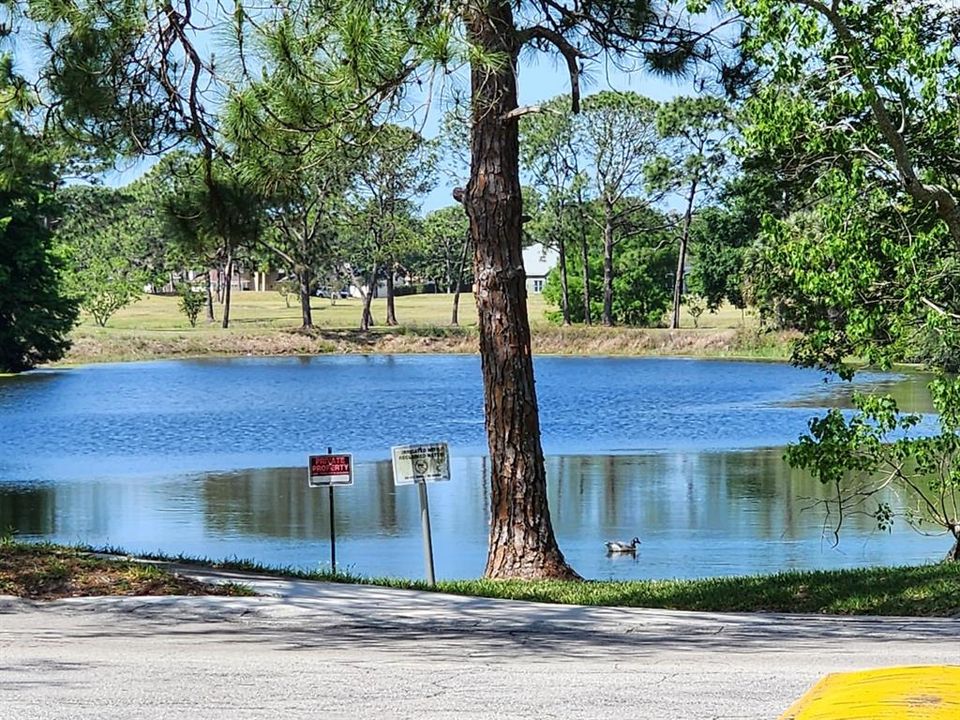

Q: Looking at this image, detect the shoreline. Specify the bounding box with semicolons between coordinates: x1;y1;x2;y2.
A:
2;540;958;615
54;323;797;368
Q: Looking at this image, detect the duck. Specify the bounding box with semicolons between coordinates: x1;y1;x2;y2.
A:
605;537;641;553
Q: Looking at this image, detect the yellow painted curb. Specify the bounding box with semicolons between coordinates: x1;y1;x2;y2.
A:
780;666;960;719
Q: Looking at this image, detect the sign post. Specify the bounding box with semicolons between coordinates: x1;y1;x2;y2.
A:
391;442;450;586
417;482;434;585
308;449;353;574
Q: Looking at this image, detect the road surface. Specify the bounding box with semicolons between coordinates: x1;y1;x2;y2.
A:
2;569;959;719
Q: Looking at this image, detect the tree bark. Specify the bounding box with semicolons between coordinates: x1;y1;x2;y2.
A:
385;269;398;326
579;212;591;325
557;229;571;326
299;267;313;329
451;230;471;326
464;0;579;580
205;269;216;324
221;254;233;329
360;264;377;331
947;531;960;562
602;210;615;327
216;263;225;304
671;179;698;330
671;228;689;330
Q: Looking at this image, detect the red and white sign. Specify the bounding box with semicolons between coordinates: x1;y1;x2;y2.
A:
308;454;353;487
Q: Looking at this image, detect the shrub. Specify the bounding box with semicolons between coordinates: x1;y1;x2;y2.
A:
177;283;206;327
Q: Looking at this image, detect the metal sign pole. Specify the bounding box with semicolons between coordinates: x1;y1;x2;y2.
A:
417;480;436;586
327;446;336;574
329;485;336;574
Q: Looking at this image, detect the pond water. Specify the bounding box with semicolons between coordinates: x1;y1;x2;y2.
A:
0;356;942;580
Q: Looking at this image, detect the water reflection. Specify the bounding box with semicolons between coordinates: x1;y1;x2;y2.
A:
0;357;935;484
3;451;944;581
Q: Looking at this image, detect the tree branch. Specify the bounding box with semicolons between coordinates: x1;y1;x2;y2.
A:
516;26;586;113
793;0;960;242
921;296;960;321
501;105;544;122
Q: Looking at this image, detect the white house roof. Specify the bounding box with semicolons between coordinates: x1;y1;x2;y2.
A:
522;243;558;278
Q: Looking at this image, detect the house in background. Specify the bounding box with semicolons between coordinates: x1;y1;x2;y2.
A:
202;267;282;292
522;243;558;294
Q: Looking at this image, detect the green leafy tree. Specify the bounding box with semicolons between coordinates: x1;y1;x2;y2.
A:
348;125;436;329
422;206;472;325
127;160;199;294
737;0;960;557
685;294;706;328
0;116;79;372
575;91;666;327
651;96;734;328
520;96;582;325
688;166;788;313
164;157;265;329
787;379;960;561
542;204;675;326
56;185;152;327
736;0;960;368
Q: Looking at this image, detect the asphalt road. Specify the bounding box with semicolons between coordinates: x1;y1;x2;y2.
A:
3;570;959;719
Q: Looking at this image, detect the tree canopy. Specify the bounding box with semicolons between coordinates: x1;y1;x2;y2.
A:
0;46;79;372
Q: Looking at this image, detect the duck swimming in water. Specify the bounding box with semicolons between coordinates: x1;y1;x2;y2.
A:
605;537;641;553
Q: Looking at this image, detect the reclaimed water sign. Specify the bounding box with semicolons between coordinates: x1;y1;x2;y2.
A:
391;443;450;485
308;454;354;487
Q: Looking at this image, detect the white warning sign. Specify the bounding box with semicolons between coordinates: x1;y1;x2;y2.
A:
391;443;451;486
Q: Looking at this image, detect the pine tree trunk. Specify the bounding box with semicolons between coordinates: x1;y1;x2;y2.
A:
205;269;216;324
602;212;615;327
451;230;471;326
671;230;689;330
299;267;313;329
671;179;698;330
360;265;377;331
221;254;233;329
464;0;578;581
558;232;570;326
385;270;398;326
580;218;591;325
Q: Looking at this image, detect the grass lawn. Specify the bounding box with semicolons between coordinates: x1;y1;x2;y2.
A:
95;291;493;331
62;291;784;365
24;543;954;616
79;291;758;332
434;563;960;616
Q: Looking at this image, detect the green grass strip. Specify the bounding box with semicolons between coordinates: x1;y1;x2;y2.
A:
84;544;960;617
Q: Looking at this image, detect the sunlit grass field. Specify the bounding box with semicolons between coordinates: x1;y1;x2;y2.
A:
83;290;757;332
62;290;780;365
61;290;783;366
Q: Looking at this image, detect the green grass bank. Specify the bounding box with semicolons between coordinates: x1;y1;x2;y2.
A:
61;292;794;365
7;542;957;616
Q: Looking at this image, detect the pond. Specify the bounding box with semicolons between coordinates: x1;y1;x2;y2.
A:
0;356;941;580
